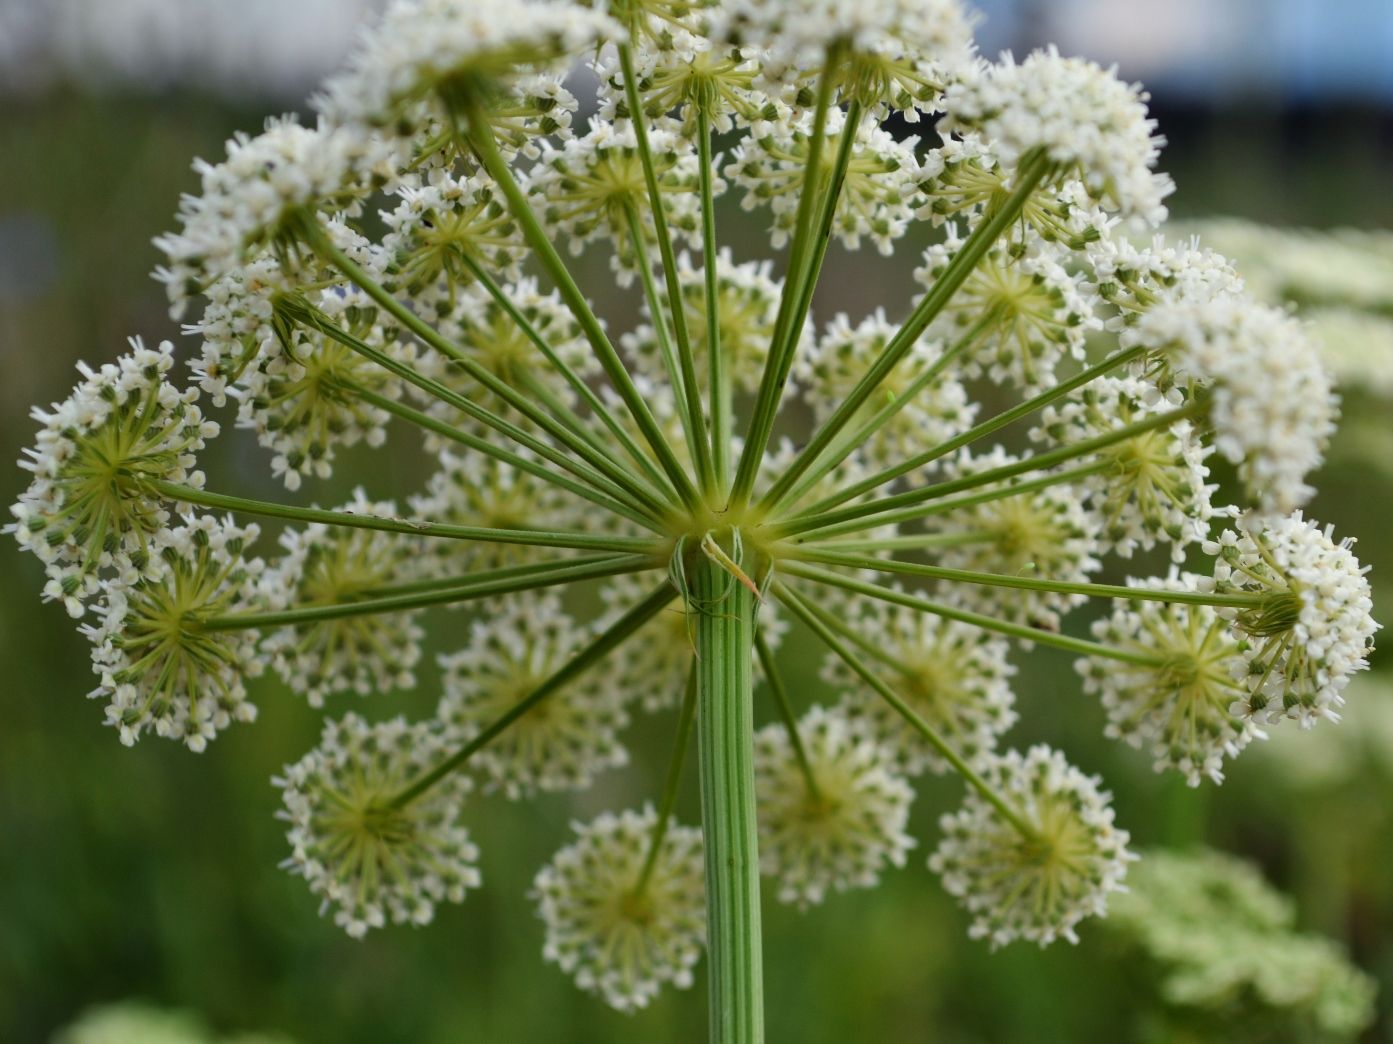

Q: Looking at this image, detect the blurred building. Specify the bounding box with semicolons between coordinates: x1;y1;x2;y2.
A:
974;0;1393;102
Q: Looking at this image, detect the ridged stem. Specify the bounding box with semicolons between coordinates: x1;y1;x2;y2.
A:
691;547;764;1043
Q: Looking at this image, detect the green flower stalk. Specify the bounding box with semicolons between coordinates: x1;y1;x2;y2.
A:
10;0;1379;1040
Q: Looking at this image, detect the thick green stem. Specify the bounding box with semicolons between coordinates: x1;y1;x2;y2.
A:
691;547;764;1043
390;580;678;808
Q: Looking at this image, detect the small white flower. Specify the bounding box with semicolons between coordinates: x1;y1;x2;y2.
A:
823;591;1016;776
930;745;1135;947
533;807;705;1012
12;339;218;611
726;106;919;255
276;712;480;938
1079;572;1258;785
944;47;1173;224
83;514;265;751
1205;514;1378;728
437;592;629;796
1127;288;1338;516
1032;375;1215;561
264;491;424;706
754;706;915;908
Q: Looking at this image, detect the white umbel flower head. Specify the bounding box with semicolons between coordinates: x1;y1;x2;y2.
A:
263;492;424;706
1078;573;1258;785
533;807;705;1012
726;106;918;255
799;311;976;474
437;593;629;796
528;119;713;285
931;446;1102;628
943;47;1173;224
917;231;1101;391
276;712;480;938
408;449;586;575
929;745;1135;947
318;0;615;132
754;706;915;908
623;249;798;397
1126;289;1338;517
154;117;382;301
83;514;265;751
11;339;218;614
823;592;1016;775
249;287;408;491
715;0;976;119
1205;514;1378;727
1032;375;1215;562
380;172;526;307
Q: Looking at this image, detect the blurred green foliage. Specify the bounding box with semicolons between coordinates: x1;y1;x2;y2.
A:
1;92;1390;1043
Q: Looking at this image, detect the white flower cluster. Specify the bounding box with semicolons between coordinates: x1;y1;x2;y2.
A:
754;706;915;908
933;447;1101;628
726;107;918;255
1128;288;1338;516
529;119;712;283
437;593;629;797
715;0;976;117
276;713;480;937
1033;374;1215;561
799;311;975;468
1078;573;1257;786
533;807;705;1012
155;118;389;304
12;0;1378;1016
1206;514;1378;727
316;0;613;132
85;515;266;751
1108;848;1376;1039
823;592;1016;775
944;46;1173;224
12;339;217;613
930;745;1134;947
918;231;1100;392
263;492;424;706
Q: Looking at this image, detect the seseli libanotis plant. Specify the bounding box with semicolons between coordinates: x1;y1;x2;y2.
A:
11;0;1380;1037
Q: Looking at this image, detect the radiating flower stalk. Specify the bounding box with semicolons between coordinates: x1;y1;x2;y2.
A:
10;0;1379;1040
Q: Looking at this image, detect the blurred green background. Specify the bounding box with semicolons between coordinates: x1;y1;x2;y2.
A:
3;23;1393;1044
